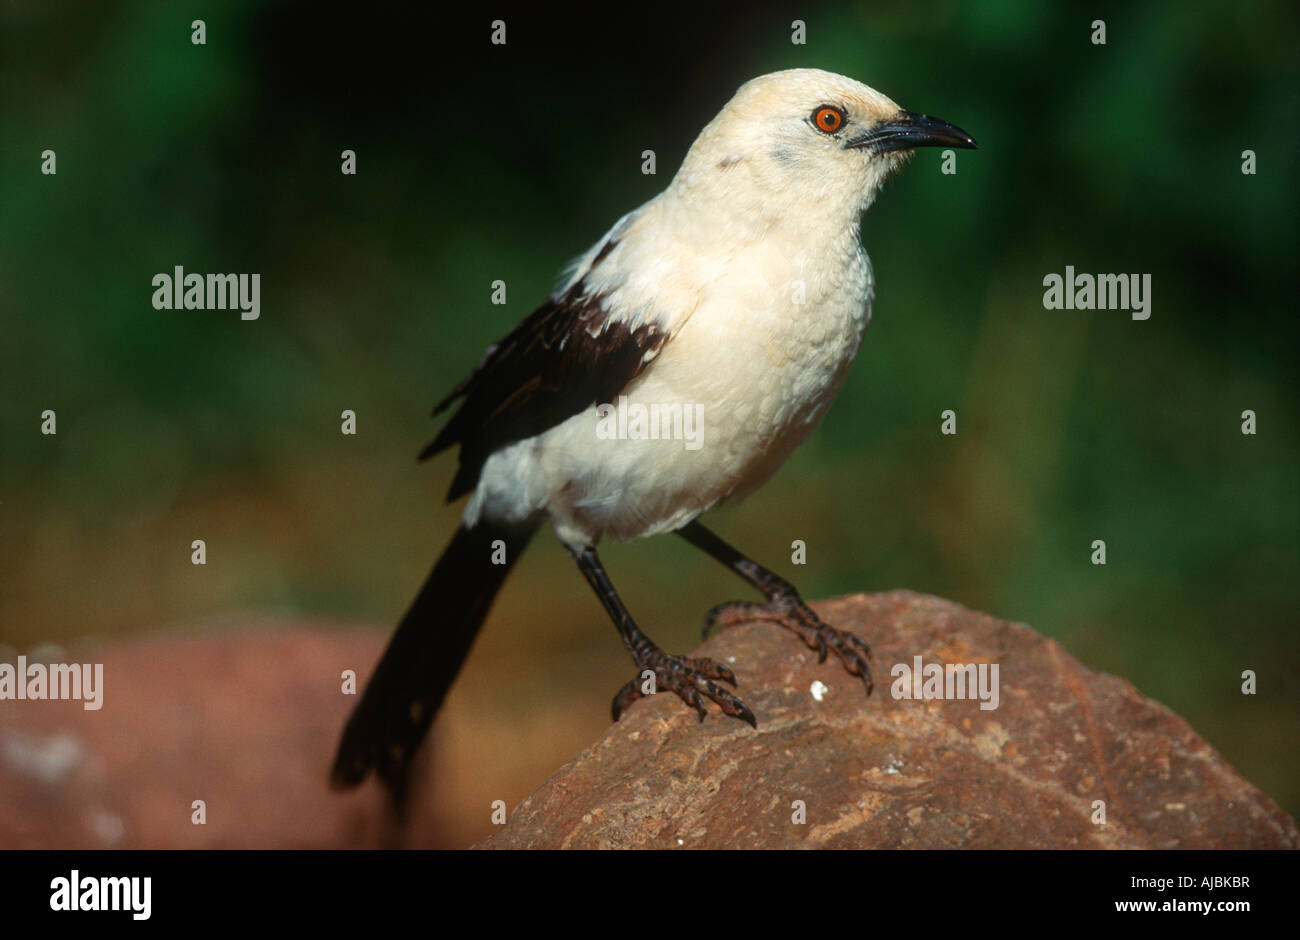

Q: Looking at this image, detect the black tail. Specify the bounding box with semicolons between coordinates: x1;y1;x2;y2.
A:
330;519;537;811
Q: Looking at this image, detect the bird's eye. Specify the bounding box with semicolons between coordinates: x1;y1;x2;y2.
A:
812;106;845;133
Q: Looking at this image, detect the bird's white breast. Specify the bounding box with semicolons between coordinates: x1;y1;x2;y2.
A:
465;203;874;546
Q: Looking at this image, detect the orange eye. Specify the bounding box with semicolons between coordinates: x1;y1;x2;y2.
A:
813;106;844;133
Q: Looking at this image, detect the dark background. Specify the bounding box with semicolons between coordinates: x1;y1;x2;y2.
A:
2;0;1296;838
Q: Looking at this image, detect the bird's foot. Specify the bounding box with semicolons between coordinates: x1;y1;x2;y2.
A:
703;593;873;694
612;651;756;727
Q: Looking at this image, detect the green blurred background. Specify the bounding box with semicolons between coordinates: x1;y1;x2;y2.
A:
2;0;1296;826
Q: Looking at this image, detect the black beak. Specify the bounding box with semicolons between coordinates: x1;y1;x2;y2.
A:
846;110;978;153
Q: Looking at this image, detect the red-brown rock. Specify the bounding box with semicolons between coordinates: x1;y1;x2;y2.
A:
2;593;1294;850
477;592;1298;849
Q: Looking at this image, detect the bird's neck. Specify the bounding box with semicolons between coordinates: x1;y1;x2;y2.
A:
662;176;865;260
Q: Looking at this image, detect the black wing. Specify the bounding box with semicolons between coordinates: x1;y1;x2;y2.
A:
421;275;670;501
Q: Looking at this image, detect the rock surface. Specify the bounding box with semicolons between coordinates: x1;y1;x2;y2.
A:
477;591;1299;849
0;628;396;848
2;593;1294;849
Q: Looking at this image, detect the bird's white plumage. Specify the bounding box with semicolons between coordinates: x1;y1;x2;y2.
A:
464;69;912;545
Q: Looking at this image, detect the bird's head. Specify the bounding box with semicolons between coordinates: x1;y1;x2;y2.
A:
673;68;976;229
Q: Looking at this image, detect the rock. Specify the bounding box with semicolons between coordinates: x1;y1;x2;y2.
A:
0;628;402;848
3;593;1293;849
476;591;1299;849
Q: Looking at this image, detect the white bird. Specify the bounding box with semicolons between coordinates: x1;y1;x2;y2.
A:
332;68;976;809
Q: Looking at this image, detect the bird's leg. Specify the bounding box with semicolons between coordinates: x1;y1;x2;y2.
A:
567;543;756;727
676;521;873;694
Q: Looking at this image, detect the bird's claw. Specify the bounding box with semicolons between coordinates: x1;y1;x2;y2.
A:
702;593;873;695
611;652;756;728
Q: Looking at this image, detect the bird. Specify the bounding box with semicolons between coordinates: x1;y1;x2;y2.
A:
330;68;977;811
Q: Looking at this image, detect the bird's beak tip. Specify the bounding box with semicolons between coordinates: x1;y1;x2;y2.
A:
849;110;978;154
